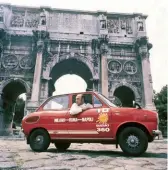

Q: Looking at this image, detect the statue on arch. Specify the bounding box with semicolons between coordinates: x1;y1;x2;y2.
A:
40;9;47;26
99;14;107;29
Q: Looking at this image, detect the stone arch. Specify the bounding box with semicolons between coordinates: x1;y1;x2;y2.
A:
43;53;95;80
0;78;30;94
110;82;140;101
48;57;94;96
0;78;30;135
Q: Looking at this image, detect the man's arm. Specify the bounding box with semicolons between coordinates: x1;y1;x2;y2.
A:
69;103;82;115
80;103;93;111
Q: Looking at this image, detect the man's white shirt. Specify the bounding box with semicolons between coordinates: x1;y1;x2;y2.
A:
69;103;93;115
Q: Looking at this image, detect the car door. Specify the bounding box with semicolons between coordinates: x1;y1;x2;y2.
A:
41;94;69;139
66;93;112;139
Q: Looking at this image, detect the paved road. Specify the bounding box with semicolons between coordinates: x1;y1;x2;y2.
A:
0;138;167;170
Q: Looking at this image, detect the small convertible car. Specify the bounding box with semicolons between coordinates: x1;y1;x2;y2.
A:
22;91;161;156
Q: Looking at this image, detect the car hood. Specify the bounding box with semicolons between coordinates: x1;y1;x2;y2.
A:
110;107;158;116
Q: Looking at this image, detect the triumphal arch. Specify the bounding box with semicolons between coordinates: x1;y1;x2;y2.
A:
0;4;156;135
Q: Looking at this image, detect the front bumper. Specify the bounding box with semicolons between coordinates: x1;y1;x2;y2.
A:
152;130;162;136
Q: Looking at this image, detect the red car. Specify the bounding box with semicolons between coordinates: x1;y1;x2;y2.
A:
22;91;161;156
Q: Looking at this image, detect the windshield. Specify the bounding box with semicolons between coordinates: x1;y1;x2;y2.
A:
98;93;117;108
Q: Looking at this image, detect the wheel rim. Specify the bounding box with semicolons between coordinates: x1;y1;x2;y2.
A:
126;134;140;149
33;135;44;145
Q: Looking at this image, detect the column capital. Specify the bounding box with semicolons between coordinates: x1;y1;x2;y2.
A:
32;30;50;53
135;36;153;59
135;36;153;51
99;35;109;55
36;40;45;53
32;30;49;42
91;35;109;55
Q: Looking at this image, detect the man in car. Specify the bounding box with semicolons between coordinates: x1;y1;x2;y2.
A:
70;94;93;115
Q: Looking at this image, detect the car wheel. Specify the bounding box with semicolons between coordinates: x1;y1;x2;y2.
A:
118;127;148;156
29;129;50;152
54;142;71;151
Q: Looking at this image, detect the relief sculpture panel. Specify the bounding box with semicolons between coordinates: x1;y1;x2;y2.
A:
25;12;39;28
10;11;25;27
123;61;137;74
120;18;133;34
107;18;120;34
1;55;19;69
108;60;122;73
19;56;34;70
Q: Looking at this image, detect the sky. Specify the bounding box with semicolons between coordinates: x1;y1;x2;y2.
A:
1;0;167;96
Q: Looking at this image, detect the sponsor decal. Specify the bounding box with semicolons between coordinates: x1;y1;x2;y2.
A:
96;113;108;124
54;118;66;123
82;117;94;122
54;117;94;123
96;108;110;132
69;118;78;122
96;124;109;127
97;127;110;132
97;108;110;113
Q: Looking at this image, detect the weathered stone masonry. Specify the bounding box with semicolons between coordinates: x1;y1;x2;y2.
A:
0;4;156;134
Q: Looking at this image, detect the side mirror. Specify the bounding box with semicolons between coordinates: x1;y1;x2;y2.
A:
133;101;141;109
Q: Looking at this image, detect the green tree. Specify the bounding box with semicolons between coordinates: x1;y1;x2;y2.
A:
154;85;167;128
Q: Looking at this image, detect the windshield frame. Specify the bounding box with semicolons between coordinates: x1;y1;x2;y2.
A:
97;93;118;108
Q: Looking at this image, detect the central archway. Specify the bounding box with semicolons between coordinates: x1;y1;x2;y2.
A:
49;58;93;96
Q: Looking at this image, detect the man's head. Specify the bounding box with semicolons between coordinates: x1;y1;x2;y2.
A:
76;94;84;106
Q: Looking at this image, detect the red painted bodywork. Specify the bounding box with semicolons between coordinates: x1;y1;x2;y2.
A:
22;91;158;143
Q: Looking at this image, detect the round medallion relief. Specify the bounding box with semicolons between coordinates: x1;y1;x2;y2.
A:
2;55;18;69
19;56;34;70
124;61;137;74
108;60;122;73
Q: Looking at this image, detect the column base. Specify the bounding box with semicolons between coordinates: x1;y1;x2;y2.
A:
145;103;156;111
25;100;39;115
0;129;13;136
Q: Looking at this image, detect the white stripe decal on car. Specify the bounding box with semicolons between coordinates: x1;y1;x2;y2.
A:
48;130;99;135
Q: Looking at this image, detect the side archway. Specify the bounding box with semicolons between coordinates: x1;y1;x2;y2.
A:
0;78;30;135
110;82;140;107
0;78;30;94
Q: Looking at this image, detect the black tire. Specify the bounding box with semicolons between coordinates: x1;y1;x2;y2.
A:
54;142;71;151
29;129;50;152
118;127;148;156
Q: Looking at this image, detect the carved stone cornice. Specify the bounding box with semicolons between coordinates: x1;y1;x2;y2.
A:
54;39;89;45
